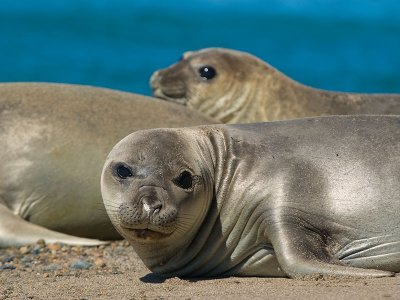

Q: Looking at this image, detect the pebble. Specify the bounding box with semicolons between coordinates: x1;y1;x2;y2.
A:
32;245;42;255
43;264;60;272
36;239;46;247
19;246;30;255
1;256;14;263
70;260;92;270
47;244;61;251
114;246;126;255
94;259;106;268
21;256;32;263
71;246;81;253
0;264;16;270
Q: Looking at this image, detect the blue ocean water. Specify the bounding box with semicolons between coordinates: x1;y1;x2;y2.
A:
1;0;399;95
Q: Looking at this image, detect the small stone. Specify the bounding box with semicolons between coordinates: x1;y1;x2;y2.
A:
94;259;106;268
92;252;103;258
21;256;32;263
43;264;60;272
1;256;14;263
19;246;30;254
70;260;92;270
36;239;46;247
0;264;16;270
32;245;42;255
43;273;50;278
47;244;61;251
115;246;125;254
71;246;80;252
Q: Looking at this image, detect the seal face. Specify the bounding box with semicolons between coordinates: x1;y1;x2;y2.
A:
151;48;400;123
111;161;199;241
102;115;400;278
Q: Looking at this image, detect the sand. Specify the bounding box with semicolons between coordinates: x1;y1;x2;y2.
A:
1;241;399;299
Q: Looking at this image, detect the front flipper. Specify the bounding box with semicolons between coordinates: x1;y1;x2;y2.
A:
266;219;395;278
0;205;108;248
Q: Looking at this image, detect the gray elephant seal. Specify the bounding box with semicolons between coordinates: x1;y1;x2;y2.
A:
0;82;214;248
102;115;400;278
151;48;400;123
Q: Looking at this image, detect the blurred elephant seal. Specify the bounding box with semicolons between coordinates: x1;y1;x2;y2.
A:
0;82;214;248
151;48;400;123
102;115;399;278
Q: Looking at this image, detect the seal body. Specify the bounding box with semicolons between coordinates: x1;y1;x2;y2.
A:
151;48;400;123
0;82;214;247
102;115;400;278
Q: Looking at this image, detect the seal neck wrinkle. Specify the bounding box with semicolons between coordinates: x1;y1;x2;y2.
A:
195;127;230;209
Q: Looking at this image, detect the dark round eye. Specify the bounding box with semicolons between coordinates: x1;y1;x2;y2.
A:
173;171;193;190
115;164;133;179
198;66;217;80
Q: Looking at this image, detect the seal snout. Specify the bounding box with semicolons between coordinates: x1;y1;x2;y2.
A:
118;185;167;227
150;67;187;103
115;184;177;241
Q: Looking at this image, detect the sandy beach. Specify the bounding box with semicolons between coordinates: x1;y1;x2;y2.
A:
1;241;399;299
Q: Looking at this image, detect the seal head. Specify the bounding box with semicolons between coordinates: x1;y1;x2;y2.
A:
101;128;214;270
150;48;269;123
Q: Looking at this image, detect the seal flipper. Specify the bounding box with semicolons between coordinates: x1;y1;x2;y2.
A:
266;222;395;278
0;205;108;248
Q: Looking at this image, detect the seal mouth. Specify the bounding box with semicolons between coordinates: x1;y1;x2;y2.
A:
152;87;188;105
122;227;172;241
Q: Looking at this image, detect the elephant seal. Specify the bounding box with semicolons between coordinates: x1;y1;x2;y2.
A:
151;48;400;123
0;82;214;248
102;115;400;278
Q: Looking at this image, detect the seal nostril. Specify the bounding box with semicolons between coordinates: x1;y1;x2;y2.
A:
142;198;163;214
154;202;162;211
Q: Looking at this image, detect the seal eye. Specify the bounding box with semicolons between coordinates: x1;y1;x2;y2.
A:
198;66;217;80
173;171;193;190
115;164;133;179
